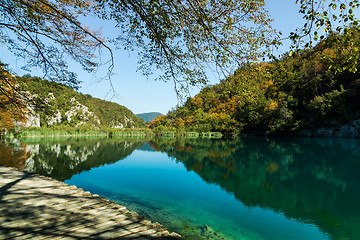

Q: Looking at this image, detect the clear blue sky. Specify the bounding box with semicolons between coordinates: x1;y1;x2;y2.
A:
0;1;304;115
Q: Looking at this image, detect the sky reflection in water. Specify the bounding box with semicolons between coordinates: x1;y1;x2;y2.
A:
2;136;360;239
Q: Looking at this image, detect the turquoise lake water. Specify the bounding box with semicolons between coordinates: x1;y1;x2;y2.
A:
1;136;360;239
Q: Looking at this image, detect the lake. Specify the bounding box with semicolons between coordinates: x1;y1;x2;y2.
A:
1;136;360;240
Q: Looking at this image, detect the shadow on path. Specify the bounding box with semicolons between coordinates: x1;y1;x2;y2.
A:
0;166;181;239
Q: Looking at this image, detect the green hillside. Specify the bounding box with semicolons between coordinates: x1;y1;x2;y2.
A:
149;30;360;136
16;75;145;129
136;112;163;123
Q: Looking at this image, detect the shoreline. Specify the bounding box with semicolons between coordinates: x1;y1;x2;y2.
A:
0;165;181;239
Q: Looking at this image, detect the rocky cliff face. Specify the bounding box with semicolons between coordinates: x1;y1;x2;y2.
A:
16;76;145;129
63;97;101;127
21;93;102;128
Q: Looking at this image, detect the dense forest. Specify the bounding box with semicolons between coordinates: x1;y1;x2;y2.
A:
0;69;145;132
19;75;145;129
149;30;360;136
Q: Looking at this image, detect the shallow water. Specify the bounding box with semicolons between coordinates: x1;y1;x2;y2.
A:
1;136;360;239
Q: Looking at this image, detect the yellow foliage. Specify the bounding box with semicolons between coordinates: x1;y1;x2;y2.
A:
154;115;167;122
265;100;278;112
173;118;185;127
261;80;274;89
210;112;227;121
212;96;239;116
191;95;203;107
147;115;168;128
0;68;26;131
185;116;194;124
0;143;31;170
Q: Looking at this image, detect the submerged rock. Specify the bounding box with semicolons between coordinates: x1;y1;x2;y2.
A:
198;224;228;239
298;119;360;138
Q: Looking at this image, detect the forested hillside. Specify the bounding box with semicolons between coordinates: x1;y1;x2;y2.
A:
0;70;145;131
149;30;360;136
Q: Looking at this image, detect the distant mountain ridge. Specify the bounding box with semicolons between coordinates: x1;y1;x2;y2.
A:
136;112;163;123
16;75;145;129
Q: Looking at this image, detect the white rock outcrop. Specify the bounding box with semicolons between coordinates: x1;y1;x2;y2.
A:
64;98;101;127
15;90;137;129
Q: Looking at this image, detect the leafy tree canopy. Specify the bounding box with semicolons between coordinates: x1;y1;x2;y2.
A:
0;0;359;95
0;63;26;131
291;0;360;48
149;29;360;135
0;0;109;89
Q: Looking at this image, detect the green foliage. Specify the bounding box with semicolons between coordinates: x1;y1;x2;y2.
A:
1;0;279;97
1;137;146;181
2;0;359;101
16;75;146;129
292;1;360;48
104;0;277;95
20;126;108;137
150;31;360;135
0;0;107;88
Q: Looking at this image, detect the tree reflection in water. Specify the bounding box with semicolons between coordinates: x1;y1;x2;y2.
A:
150;136;360;240
0;137;146;181
1;136;360;239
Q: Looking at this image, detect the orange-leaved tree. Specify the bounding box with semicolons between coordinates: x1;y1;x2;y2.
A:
0;64;27;132
0;0;359;103
0;0;112;89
